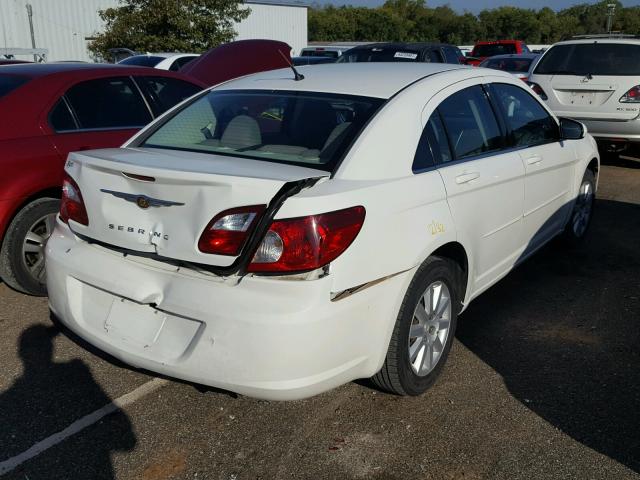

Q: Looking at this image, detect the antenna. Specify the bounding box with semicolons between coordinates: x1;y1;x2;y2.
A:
278;49;305;81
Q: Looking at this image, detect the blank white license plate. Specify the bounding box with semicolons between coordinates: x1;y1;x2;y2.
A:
104;298;167;347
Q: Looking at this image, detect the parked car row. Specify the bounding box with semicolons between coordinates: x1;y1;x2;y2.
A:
0;39;292;295
8;33;637;403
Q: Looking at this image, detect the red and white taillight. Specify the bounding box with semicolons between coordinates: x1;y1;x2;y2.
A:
526;81;548;100
619;86;640;103
198;205;265;256
60;173;89;226
248;206;366;273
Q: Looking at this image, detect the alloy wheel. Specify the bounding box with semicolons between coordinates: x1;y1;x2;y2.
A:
408;280;452;376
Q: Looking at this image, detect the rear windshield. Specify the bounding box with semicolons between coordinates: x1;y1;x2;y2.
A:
483;57;534;72
338;49;422;63
535;43;640;76
140;90;384;172
119;55;165;67
0;75;30;98
473;44;517;57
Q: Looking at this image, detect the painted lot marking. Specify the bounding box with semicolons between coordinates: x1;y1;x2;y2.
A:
0;378;168;475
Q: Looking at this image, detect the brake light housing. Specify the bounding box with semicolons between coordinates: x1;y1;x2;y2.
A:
248;206;366;273
198;205;265;256
619;85;640;103
527;81;548;100
60;173;89;226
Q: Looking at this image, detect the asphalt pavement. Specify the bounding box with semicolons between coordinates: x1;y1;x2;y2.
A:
0;162;638;480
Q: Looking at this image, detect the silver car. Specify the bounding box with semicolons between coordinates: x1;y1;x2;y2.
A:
479;53;539;81
527;36;640;157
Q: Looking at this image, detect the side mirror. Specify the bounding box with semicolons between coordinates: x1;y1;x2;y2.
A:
559;118;585;140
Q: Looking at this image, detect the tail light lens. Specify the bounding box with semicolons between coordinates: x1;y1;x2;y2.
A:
60;173;89;226
619;86;640;103
527;82;548;100
198;205;265;256
248;206;365;273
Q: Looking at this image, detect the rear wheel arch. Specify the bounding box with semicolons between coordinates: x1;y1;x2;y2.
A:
430;242;469;312
1;187;61;240
587;157;599;185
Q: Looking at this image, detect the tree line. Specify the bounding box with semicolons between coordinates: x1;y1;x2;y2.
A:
308;0;640;45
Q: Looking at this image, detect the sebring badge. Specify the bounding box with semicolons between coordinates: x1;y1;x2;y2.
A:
100;189;184;209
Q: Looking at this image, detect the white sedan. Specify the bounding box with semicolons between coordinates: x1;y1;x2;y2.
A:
118;53;199;71
46;63;599;400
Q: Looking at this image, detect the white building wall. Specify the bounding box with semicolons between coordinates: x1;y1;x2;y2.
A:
0;0;307;62
235;3;307;56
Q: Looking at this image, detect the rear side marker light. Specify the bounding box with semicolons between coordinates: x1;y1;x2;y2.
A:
526;81;548;100
60;173;89;226
248;206;366;273
619;86;640;103
198;205;265;256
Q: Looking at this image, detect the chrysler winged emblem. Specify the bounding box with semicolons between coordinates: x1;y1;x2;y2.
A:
100;189;185;209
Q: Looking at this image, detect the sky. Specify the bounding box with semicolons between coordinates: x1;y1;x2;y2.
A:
317;0;640;13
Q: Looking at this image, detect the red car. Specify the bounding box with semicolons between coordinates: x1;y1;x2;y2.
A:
0;63;206;295
0;40;293;296
465;40;531;66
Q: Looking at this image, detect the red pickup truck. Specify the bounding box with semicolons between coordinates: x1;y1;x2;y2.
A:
465;40;531;66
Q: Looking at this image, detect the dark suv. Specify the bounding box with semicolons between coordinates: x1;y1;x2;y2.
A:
337;43;464;64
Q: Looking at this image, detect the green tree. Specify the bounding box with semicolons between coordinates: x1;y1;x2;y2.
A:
307;0;640;45
88;0;250;61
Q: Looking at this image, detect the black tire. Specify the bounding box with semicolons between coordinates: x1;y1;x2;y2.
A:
562;169;596;246
371;256;461;396
0;198;60;296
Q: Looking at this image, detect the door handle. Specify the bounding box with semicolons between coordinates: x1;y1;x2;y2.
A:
526;155;543;165
455;172;480;184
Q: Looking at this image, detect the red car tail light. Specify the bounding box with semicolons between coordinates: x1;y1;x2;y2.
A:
527;81;548;100
248;206;366;273
619;85;640;103
60;173;89;226
198;205;265;256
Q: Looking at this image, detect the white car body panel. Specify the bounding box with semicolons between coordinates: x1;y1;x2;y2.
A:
46;64;599;400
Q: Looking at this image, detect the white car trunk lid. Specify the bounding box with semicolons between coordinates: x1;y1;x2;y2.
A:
65;147;328;267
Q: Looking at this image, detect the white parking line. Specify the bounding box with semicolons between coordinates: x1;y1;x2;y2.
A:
0;377;168;475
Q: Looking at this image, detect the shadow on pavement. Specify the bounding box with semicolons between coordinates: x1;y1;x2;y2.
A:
0;324;136;479
457;198;640;472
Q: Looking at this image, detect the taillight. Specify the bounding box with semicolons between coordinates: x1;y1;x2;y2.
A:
527;82;548;100
198;205;265;256
60;173;89;226
619;85;640;103
248;206;365;273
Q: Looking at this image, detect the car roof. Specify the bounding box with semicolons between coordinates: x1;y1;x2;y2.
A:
127;53;198;59
482;53;539;60
551;38;640;46
347;42;455;51
475;40;522;45
0;62;184;78
217;63;479;99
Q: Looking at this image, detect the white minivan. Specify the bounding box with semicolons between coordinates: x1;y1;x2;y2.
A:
46;64;599;400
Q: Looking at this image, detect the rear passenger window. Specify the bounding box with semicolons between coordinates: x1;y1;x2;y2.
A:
427;49;445;63
443;47;460;64
413;111;453;171
491;83;558;148
437;86;502;159
49;99;77;131
65;77;152;130
136;76;202;116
